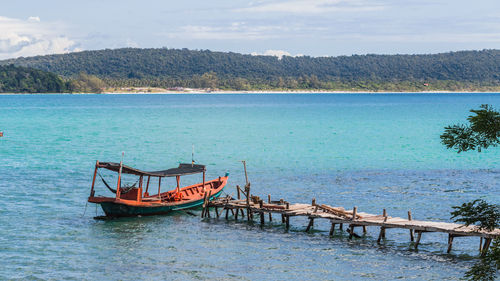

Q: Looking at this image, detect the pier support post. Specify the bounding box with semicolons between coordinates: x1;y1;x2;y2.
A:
280;199;285;223
349;225;355;239
377;209;387;242
206;190;212;218
225;208;230;220
408;211;414;242
215;207;219;218
415;231;423;250
268;195;272;222
201;191;208;218
447;234;454;253
479;237;483;253
285;202;290;229
349;207;358;239
306;217;314;232
377;227;384;243
329;223;335;236
482;238;492;257
339;223;343;230
382;209;387;238
259;200;265;225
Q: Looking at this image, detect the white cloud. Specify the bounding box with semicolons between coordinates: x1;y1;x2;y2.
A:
167;22;325;41
0;16;78;60
169;23;288;40
237;0;385;14
27;16;40;22
251;49;303;59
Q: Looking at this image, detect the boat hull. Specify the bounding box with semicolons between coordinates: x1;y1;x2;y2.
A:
97;189;223;217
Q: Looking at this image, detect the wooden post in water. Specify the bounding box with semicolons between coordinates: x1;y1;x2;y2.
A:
246;183;251;222
482;238;492;257
447;234;454;253
206;190;212;218
408;211;414;242
479;237;483;253
285;202;290;229
201;191;208;218
349;225;355;239
377;209;387;243
329;222;335;236
306;217;314;232
259;200;265;225
268;194;272;222
382;209;387;239
349;207;357;239
415;231;423;250
280;199;285;223
236;185;241;217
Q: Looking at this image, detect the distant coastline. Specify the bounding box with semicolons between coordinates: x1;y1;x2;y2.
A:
3;48;500;95
2;89;499;95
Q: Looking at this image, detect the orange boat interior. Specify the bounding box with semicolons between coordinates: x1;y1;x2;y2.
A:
88;160;227;206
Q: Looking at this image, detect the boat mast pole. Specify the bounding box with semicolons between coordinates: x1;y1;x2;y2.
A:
90;160;99;197
116;153;124;200
176;176;180;193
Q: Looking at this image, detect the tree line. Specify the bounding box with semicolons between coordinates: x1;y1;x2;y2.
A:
2;48;500;92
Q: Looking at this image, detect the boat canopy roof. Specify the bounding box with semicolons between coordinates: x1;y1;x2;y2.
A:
98;162;206;177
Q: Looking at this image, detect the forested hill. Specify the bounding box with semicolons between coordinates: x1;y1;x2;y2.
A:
0;64;66;93
2;48;500;82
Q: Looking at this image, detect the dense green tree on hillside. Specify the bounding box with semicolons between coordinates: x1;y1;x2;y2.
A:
3;48;500;91
0;64;66;93
67;73;107;93
3;48;500;84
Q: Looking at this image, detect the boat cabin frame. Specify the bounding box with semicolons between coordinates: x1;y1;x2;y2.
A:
89;160;207;203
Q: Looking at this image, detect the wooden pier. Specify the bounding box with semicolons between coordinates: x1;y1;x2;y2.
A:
202;184;500;256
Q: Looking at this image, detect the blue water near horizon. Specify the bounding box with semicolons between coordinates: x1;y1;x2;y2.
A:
1;93;499;280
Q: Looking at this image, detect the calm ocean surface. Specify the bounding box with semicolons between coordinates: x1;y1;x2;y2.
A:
1;93;499;280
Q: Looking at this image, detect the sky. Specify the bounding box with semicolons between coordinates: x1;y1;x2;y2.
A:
1;0;500;59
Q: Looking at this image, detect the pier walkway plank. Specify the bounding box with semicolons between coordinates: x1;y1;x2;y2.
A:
204;194;500;255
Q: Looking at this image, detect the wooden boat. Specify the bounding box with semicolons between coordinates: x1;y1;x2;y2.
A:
88;160;228;217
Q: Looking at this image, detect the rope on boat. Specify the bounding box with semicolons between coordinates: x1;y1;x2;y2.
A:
82;201;88;217
97;169;137;194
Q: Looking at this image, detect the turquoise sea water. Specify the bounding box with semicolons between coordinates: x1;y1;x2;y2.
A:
1;93;499;280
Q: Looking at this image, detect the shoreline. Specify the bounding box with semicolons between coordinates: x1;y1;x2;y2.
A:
1;90;500;95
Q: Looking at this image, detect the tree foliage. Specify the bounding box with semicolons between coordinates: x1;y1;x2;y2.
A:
442;105;500;280
67;73;107;93
3;48;500;91
441;105;500;152
0;64;66;93
451;200;500;231
465;239;500;281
